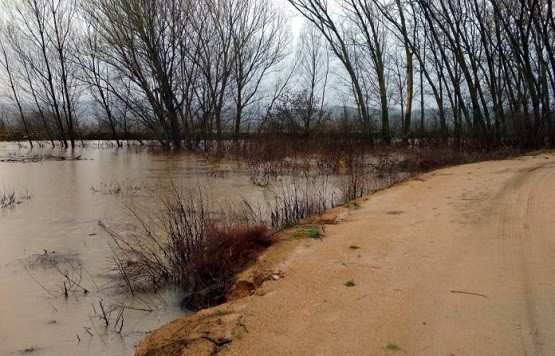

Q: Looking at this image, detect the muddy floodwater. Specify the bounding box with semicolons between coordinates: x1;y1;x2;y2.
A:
0;142;268;355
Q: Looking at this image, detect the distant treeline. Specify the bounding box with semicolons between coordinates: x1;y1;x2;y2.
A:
0;0;553;149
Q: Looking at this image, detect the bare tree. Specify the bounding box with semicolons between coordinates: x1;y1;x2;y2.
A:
87;0;193;148
286;0;376;142
76;24;123;147
230;0;289;136
1;0;81;147
0;33;34;147
296;23;330;137
370;0;414;142
344;0;391;143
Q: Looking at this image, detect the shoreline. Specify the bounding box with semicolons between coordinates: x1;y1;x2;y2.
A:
135;199;362;355
134;161;394;356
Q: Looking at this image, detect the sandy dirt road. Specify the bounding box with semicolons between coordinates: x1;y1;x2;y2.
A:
137;154;555;355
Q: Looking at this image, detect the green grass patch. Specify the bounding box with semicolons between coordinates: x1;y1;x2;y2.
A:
213;308;226;316
306;228;321;238
386;341;400;351
293;227;322;239
233;330;244;340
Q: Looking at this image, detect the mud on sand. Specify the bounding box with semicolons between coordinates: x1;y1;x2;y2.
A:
137;153;555;355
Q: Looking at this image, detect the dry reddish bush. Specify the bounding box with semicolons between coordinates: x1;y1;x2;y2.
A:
102;188;274;310
183;224;272;310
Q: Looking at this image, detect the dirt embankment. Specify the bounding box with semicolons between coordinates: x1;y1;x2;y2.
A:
136;153;555;355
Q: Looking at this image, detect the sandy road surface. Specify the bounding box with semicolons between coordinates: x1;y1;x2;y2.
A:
137;154;555;355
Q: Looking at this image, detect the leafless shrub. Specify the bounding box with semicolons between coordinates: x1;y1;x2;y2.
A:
86;298;154;338
90;179;146;196
57;263;89;298
267;175;334;229
91;299;126;333
18;251;91;299
337;154;373;202
100;186;273;310
0;186;31;208
17;250;80;270
248;160;284;187
0;187;18;208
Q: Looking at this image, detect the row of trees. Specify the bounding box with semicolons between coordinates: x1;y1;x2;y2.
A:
0;0;291;148
288;0;555;148
0;0;553;149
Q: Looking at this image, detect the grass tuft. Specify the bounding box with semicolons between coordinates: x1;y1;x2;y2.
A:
213;308;226;316
386;341;400;351
233;330;244;340
294;227;323;239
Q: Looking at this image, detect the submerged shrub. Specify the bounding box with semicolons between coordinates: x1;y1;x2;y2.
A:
90;179;146;196
0;187;31;208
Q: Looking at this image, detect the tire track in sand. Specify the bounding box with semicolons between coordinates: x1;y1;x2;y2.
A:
494;161;555;355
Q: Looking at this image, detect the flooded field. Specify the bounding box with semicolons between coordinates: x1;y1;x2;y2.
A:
0;142;270;355
0;141;403;355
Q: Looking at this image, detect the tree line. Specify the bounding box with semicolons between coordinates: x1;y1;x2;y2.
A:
0;0;553;149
